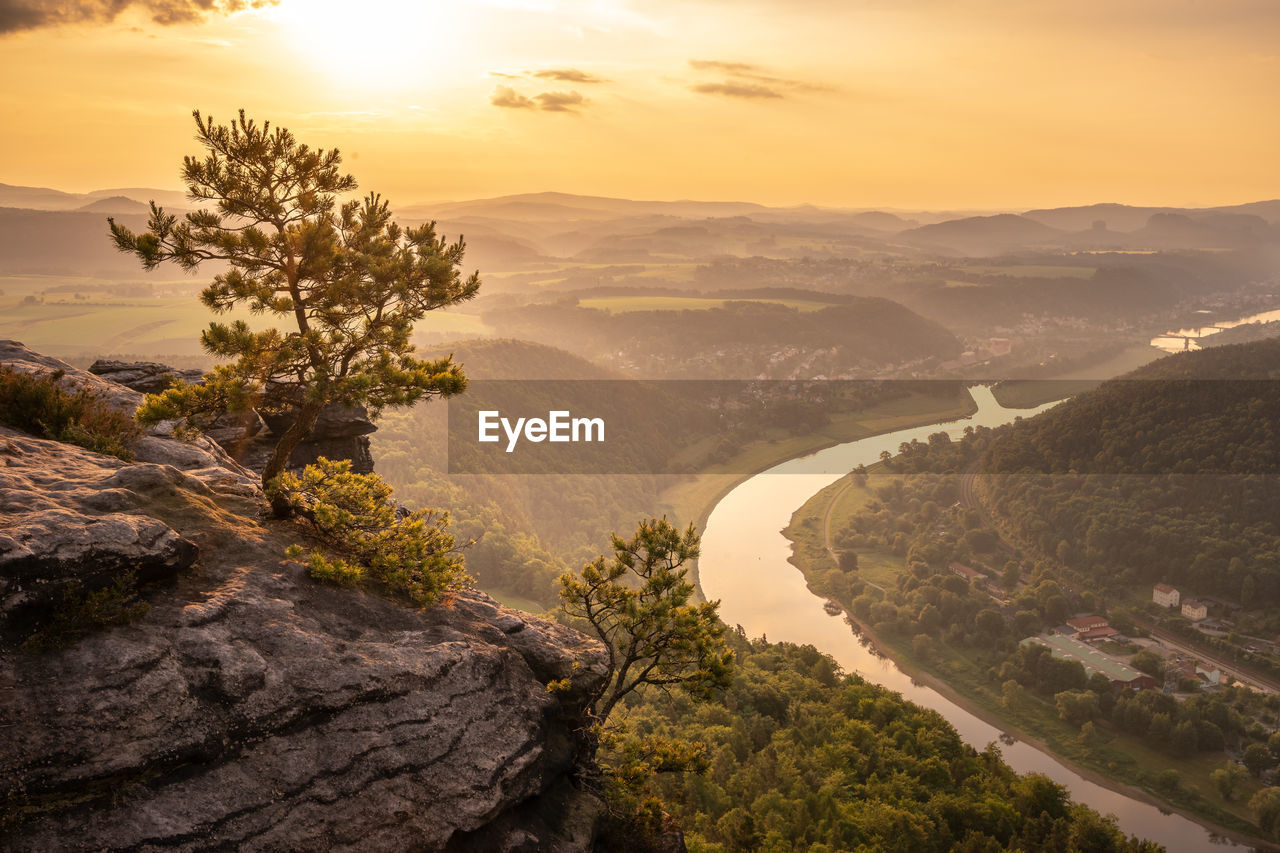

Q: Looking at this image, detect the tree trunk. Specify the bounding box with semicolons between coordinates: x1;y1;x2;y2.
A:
262;396;327;516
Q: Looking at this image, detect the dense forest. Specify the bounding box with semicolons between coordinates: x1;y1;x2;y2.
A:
979;340;1280;609
612;634;1161;852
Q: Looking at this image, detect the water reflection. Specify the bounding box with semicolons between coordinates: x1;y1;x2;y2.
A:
1151;307;1280;352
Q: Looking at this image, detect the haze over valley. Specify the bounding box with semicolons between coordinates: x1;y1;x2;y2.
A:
4;0;1280;849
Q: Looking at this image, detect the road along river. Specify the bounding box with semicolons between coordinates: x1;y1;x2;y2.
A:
698;384;1252;852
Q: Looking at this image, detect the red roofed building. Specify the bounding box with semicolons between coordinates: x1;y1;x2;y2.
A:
1066;615;1109;633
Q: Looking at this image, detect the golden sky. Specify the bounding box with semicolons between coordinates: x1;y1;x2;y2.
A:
1;0;1278;209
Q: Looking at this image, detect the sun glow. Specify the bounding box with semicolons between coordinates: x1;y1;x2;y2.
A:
267;0;461;91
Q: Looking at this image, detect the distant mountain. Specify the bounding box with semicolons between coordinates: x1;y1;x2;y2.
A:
85;187;190;210
1128;212;1273;249
76;196;150;215
1023;203;1179;233
1209;199;1280;224
6;181;1279;271
0;183;93;210
0;208;151;274
1024;200;1280;232
403;191;769;222
899;214;1066;256
0;183;186;212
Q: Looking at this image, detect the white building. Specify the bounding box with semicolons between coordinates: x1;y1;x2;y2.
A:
1153;583;1180;608
1182;599;1208;621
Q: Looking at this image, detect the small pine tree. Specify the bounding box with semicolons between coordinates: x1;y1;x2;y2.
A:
559;518;734;726
109;110;479;496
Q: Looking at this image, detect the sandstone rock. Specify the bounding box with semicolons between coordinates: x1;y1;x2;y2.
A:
1;338;145;415
88;359;204;394
0;342;261;495
253;400;377;474
259;401;377;440
88;357;268;449
0;402;609;851
77;349;379;475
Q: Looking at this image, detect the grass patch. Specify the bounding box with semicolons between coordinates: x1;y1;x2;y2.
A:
0;366;140;459
485;588;551;614
23;569;150;652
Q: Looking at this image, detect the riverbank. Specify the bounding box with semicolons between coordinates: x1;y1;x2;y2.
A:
823;599;1276;851
656;385;979;589
783;471;1275;849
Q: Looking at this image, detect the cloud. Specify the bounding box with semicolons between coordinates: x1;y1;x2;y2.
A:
690;82;783;99
688;59;760;76
490;86;538;109
531;68;609;84
687;58;830;99
0;0;275;34
534;90;586;112
490;86;587;113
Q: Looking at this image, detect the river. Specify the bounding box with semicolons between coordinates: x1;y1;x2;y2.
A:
698;385;1253;852
1151;307;1280;352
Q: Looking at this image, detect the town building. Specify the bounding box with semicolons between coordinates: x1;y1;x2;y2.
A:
948;562;986;583
1066;615;1109;633
1153;583;1180;608
1021;634;1158;690
1182;599;1208;621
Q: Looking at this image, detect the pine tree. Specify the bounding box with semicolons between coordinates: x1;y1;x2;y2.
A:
559;518;734;726
109;110;479;496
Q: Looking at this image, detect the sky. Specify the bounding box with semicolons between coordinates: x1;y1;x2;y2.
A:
1;0;1278;209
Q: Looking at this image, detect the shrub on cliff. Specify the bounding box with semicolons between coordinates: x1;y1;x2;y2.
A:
0;366;140;460
271;458;469;606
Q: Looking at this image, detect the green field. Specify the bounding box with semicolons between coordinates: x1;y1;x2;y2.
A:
785;472;903;590
0;275;490;360
960;264;1097;279
578;295;836;313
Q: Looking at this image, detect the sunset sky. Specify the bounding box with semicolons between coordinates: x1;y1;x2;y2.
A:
1;0;1278;209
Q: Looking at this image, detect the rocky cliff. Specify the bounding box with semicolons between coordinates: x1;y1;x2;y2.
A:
0;342;609;851
89;359;377;475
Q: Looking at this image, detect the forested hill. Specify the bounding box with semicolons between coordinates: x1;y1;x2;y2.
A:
976;339;1280;606
482;295;961;378
985;339;1280;475
425;337;618;380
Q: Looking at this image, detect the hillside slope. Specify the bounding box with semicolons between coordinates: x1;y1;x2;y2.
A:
979;339;1280;604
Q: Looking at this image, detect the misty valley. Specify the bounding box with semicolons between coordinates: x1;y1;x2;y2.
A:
4;123;1280;851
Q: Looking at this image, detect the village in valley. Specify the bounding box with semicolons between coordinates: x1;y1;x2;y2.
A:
1018;580;1278;698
